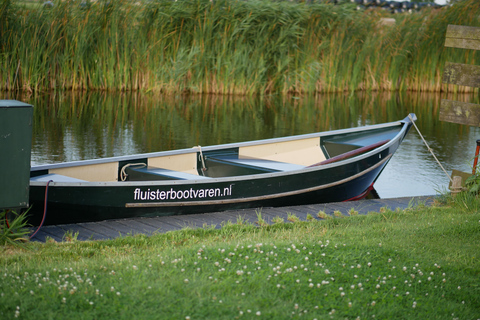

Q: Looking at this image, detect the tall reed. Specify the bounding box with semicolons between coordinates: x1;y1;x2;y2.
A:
1;0;479;94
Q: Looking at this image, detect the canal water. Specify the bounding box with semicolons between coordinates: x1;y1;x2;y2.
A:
2;91;479;199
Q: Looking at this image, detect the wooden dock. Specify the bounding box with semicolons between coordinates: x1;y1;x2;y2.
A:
29;196;436;242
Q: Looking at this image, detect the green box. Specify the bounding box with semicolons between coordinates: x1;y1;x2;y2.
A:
0;100;33;210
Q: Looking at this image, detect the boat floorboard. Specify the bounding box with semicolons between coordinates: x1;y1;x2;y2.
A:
29;196;437;242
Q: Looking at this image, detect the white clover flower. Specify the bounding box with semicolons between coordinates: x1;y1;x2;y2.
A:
256;311;261;316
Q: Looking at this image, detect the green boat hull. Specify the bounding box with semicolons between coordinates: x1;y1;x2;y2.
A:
28;114;415;225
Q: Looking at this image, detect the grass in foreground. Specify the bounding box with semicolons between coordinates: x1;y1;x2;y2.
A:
1;196;479;319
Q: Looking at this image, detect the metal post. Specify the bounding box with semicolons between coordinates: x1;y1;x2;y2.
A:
473;140;480;174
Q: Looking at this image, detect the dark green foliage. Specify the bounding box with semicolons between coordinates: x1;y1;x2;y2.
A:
0;0;479;93
0;209;30;246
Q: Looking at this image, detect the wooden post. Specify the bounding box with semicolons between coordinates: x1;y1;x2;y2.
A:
440;25;480;126
439;25;480;195
444;25;480;51
450;176;463;196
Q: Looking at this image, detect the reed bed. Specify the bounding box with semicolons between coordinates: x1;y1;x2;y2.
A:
1;0;479;94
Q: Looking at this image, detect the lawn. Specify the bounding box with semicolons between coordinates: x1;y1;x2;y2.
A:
1;195;479;319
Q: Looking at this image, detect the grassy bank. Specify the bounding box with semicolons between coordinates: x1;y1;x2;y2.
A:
1;0;479;94
1;195;479;319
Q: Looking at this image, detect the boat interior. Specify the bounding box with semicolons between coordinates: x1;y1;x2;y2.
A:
30;126;399;183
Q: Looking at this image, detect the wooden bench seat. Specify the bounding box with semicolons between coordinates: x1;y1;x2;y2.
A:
204;156;305;178
212;156;305;171
125;166;211;181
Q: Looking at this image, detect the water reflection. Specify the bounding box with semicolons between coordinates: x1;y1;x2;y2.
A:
2;91;479;198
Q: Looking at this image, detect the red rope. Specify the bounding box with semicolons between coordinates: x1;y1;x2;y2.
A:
5;209;11;229
29;180;52;239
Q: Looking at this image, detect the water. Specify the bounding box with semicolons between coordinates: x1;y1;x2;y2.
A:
3;91;479;199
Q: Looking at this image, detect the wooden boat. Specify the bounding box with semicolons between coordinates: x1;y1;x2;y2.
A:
28;114;417;225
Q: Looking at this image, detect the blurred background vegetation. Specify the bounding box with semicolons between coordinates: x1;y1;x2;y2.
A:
1;0;478;94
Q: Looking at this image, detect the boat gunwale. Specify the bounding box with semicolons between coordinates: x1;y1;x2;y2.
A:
30;119;406;172
30;123;408;188
30;114;415;189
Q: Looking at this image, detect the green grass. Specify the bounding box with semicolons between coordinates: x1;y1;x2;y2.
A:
1;195;479;319
1;0;479;94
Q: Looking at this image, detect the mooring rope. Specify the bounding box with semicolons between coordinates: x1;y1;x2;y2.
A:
120;163;147;181
194;146;207;176
408;114;453;184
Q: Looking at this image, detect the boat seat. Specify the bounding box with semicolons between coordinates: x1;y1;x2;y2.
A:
30;173;87;182
204;155;305;177
213;156;305;171
125;166;211;181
